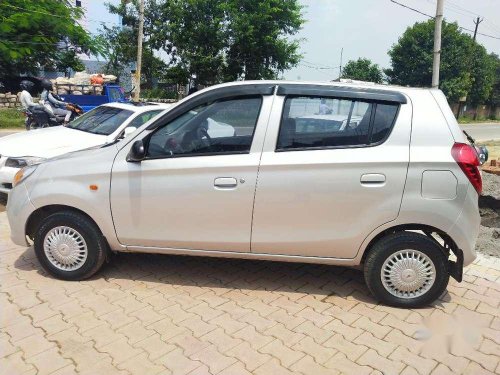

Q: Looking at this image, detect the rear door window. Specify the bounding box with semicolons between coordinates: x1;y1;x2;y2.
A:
277;96;399;151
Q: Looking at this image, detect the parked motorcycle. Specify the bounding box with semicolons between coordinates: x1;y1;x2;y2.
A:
24;102;83;130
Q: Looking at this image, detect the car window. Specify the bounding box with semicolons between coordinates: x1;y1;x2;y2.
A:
147;97;262;158
67;106;133;135
127;110;163;128
277;97;374;150
370;104;399;143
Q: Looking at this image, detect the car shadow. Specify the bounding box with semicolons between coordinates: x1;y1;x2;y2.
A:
13;246;379;302
13;245;450;310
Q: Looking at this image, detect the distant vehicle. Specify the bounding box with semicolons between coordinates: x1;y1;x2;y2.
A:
0;102;171;194
24;102;83;130
7;81;481;308
57;84;130;112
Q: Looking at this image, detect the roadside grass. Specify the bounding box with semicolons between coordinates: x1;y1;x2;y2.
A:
0;108;25;129
458;116;499;124
480;140;500;161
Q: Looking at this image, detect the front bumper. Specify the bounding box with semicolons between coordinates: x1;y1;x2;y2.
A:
6;182;35;246
0;162;20;194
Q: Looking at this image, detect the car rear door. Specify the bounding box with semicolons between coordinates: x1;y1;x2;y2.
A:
251;85;412;258
110;87;274;252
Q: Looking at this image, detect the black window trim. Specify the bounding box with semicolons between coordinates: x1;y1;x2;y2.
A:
275;95;401;153
146;84;275;131
143;95;264;161
276;84;407;104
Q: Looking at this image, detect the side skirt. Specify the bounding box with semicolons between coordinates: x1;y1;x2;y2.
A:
123;246;360;267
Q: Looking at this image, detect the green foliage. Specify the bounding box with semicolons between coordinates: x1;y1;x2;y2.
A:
0;0;105;78
386;20;496;104
341;58;383;83
110;0;304;86
487;54;500;107
0;109;25;129
141;87;177;99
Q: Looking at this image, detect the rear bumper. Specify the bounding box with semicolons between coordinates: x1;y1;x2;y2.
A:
448;185;480;266
6;182;35;247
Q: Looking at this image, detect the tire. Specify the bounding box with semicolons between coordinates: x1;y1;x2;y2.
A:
33;211;108;281
364;232;449;308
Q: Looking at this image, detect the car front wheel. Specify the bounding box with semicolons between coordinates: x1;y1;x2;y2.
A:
34;211;108;281
364;232;449;308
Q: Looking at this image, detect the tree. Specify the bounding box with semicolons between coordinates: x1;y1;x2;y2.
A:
101;1;168;89
0;0;104;78
220;0;303;81
149;0;304;85
386;20;496;103
487;54;500;108
341;58;383;83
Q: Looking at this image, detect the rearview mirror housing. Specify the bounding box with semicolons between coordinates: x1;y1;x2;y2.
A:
123;126;137;138
127;139;146;162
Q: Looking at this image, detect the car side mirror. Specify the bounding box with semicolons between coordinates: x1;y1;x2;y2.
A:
123;126;137;138
127;139;146;162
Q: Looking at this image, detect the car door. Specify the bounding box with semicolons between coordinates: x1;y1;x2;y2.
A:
110;92;273;252
251;86;411;258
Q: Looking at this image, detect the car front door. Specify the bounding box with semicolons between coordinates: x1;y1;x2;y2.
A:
251;86;411;259
110;92;273;252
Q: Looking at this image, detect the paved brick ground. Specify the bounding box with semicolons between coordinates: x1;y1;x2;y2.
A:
1;213;499;375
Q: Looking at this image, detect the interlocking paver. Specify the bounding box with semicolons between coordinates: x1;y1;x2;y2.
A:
226;342;271;371
26;347;74;375
291;354;340;375
1;211;499;375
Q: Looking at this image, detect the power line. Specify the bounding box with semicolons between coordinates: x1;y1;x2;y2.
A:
1;3;116;25
422;0;500;39
390;0;500;40
389;0;433;18
0;40;62;46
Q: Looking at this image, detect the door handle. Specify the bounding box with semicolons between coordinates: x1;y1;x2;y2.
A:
214;177;238;188
360;173;386;185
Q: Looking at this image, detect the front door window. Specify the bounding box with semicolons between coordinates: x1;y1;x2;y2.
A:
147;97;262;158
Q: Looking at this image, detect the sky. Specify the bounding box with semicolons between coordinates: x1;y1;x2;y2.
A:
83;0;500;81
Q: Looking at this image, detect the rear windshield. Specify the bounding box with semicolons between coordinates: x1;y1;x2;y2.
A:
67;106;133;135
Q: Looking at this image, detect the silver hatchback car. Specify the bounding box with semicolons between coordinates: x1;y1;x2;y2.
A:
7;81;481;308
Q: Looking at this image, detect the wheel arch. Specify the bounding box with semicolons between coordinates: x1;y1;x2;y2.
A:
360;223;460;264
26;204;103;242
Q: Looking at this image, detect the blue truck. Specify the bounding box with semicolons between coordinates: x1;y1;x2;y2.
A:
57;84;129;112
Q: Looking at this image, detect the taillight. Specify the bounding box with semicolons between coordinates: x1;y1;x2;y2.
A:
451;143;482;195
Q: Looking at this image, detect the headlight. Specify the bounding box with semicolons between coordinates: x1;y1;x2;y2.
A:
13;165;38;187
6;156;46;168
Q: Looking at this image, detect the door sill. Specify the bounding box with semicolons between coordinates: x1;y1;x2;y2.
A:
123;245;358;266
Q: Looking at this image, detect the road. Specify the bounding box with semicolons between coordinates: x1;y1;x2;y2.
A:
460;123;500;141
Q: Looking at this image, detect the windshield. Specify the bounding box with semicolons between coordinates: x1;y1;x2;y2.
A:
67;106;133;135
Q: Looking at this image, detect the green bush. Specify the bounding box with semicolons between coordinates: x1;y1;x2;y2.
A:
0;108;25;128
141;88;177;100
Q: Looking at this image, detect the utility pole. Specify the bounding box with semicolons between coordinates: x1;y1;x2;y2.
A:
134;0;144;101
473;16;483;42
338;47;343;81
432;0;444;88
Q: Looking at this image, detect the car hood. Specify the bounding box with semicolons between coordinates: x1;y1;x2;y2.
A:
0;126;107;158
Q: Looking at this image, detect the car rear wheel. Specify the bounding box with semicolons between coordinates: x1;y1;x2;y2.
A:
34;211;108;281
364;232;449;308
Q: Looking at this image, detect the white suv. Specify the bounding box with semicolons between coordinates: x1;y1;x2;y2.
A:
7;81;481;307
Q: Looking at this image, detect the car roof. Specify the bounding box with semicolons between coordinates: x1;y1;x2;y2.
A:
100;102;173;113
195;80;435;98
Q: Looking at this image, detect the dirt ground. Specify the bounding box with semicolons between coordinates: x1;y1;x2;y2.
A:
0;174;498;256
478;172;500;257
